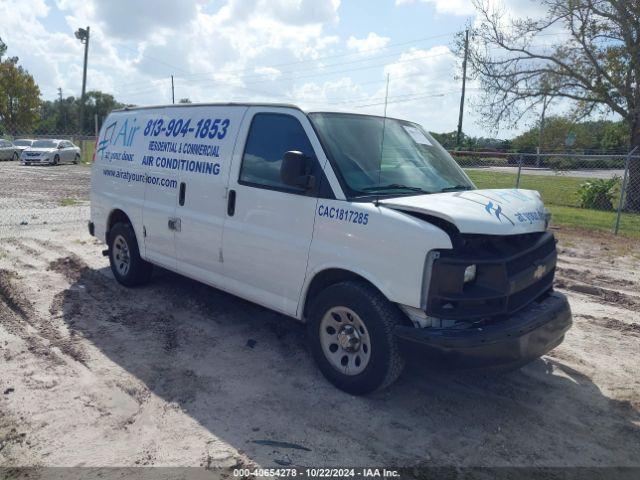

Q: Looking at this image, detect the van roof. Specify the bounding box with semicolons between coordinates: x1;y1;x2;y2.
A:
115;102;304;112
114;103;414;122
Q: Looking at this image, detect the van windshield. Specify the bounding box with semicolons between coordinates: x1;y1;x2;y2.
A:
308;113;474;198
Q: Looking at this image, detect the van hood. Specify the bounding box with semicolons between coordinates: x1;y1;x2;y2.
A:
379;189;550;235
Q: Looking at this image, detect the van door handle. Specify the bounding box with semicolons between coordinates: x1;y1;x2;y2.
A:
168;217;181;232
179;182;186;206
227;189;236;216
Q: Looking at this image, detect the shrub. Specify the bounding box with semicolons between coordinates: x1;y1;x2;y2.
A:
576;176;620;211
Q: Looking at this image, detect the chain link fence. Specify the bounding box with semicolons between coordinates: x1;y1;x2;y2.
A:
0;132;96;164
1;129;639;238
452;148;640;237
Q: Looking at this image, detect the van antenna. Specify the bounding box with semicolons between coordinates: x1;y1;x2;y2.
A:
375;73;390;207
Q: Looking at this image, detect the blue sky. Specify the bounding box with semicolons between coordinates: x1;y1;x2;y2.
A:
1;0;548;138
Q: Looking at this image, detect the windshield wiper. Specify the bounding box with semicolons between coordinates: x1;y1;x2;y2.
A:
361;184;430;194
439;184;473;192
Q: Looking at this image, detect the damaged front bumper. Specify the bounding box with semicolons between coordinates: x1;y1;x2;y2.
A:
395;292;572;368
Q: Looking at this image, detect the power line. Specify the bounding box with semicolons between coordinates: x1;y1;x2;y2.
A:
112;40;564;98
105;31;461;92
351;91;456;109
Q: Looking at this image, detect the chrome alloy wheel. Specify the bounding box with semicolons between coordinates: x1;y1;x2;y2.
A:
113;234;131;276
319;306;371;376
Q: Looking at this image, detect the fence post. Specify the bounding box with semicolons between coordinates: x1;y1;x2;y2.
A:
515;154;523;188
613;146;638;235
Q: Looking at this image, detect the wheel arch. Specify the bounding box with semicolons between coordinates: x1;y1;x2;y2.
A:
106;207;147;259
301;267;410;326
106;208;134;241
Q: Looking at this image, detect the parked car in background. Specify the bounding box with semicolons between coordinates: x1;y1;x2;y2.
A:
12;139;35;155
0;139;20;161
21;139;81;166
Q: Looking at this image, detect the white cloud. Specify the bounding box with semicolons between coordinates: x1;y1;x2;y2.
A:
347;33;390;53
2;0;534;137
395;0;475;16
253;66;282;81
93;0;198;39
377;46;473;131
0;0;344;106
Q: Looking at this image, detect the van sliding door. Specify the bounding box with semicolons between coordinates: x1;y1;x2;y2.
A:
173;106;248;283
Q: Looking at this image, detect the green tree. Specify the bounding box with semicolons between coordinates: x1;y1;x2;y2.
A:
511;117;630;153
35;96;79;135
464;0;640;210
35;91;124;135
0;56;41;134
82;91;124;134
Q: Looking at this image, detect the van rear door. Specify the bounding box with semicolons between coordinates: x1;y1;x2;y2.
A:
221;107;326;316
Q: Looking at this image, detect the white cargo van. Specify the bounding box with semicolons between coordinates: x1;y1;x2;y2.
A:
89;103;571;394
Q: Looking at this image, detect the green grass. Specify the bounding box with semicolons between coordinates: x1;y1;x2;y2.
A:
466;170;588;208
547;205;640;237
465;169;640;237
59;198;80;207
79;139;96;164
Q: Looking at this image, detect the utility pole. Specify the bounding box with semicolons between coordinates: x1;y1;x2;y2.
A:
75;26;90;135
171;75;175;104
58;87;66;132
456;29;469;149
383;73;390;118
536;94;549;167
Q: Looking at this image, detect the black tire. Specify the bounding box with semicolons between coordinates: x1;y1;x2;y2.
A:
73;154;80;164
307;281;405;395
107;222;153;287
53;155;59;166
12;152;18;161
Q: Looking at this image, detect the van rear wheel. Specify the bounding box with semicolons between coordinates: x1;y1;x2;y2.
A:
307;281;405;395
108;222;153;287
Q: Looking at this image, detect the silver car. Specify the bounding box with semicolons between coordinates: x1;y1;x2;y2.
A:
21;139;82;166
12;139;35;155
0;139;20;161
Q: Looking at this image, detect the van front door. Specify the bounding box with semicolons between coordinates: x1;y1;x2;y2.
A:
222;108;326;316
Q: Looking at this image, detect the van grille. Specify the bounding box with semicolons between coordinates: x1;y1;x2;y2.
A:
426;231;556;320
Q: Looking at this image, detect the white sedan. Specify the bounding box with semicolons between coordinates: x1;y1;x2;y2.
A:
21;139;81;166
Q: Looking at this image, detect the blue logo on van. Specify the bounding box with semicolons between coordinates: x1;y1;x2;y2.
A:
485;201;514;225
97;119;140;161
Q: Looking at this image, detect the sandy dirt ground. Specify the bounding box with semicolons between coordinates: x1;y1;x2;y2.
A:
0;162;639;471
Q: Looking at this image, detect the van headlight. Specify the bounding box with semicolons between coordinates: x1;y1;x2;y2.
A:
463;264;477;283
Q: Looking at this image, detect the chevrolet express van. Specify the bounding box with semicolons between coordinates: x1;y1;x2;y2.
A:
89;103;571;394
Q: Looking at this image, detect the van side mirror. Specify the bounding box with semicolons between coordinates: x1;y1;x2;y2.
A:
58;144;64;149
280;150;315;190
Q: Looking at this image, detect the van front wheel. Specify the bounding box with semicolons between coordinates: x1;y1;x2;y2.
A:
108;222;153;287
307;281;405;395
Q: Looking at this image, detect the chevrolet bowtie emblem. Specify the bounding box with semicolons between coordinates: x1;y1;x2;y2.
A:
533;264;547;280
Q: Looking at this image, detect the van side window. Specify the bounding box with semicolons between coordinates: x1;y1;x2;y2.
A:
239;113;315;191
